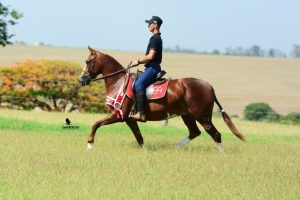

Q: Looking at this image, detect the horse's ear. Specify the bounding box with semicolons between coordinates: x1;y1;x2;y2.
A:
88;46;96;55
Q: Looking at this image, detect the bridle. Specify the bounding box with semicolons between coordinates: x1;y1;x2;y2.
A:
83;54;97;77
83;51;138;82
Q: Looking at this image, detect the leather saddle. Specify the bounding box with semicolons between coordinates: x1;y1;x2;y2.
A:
126;70;169;100
131;70;167;92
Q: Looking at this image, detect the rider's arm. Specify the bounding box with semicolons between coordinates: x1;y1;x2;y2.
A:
138;50;156;64
130;50;156;66
131;36;160;66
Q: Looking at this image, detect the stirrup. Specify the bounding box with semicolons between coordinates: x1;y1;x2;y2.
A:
130;112;146;122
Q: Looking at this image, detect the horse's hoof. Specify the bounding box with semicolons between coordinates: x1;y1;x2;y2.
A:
175;143;185;149
141;145;147;151
175;137;191;149
216;142;224;152
87;143;94;151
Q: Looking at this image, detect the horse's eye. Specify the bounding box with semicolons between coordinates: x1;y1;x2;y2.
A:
86;60;90;64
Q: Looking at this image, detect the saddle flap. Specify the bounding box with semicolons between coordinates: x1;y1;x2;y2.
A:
145;80;168;100
126;75;169;100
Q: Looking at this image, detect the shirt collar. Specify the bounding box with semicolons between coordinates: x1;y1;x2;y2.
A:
151;32;161;39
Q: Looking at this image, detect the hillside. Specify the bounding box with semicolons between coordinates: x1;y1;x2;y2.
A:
1;45;300;115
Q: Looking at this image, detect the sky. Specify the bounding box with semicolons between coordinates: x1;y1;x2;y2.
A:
2;0;300;54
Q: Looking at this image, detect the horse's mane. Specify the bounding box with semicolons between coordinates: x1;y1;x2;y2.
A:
100;52;125;70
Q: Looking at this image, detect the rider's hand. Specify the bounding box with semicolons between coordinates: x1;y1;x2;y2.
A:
130;60;139;67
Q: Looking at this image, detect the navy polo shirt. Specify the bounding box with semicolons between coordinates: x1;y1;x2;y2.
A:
145;33;163;67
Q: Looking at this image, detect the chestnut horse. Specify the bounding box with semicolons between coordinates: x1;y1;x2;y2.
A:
79;47;245;151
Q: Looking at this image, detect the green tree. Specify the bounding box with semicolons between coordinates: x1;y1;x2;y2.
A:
0;3;23;46
244;102;280;121
283;112;300;124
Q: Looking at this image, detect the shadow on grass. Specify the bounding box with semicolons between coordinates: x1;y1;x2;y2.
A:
128;140;219;153
127;139;245;154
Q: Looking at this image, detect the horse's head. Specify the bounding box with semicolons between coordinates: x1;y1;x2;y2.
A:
79;46;103;86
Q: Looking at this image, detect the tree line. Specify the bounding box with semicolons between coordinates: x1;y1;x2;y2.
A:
165;45;300;58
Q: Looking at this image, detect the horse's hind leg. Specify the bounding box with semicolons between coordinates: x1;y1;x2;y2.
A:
176;114;201;148
199;120;224;151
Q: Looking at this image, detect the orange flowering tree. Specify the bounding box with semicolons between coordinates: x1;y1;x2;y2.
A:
0;60;107;112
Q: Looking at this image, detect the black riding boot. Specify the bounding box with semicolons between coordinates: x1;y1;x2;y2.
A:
131;90;146;122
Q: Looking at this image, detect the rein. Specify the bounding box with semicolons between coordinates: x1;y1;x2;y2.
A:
91;63;138;82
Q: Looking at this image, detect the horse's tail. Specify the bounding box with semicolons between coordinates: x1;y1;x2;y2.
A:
214;92;245;142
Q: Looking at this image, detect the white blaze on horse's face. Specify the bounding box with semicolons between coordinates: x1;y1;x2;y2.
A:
81;65;88;77
83;55;96;75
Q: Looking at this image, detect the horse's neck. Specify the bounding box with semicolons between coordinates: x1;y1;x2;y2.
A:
101;55;126;96
104;74;126;96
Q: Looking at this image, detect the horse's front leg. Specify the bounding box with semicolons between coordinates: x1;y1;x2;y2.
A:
125;119;144;147
87;111;121;150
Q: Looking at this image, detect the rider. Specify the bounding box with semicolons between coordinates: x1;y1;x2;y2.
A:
130;16;163;122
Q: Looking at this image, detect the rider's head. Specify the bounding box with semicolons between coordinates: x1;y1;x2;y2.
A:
145;16;163;32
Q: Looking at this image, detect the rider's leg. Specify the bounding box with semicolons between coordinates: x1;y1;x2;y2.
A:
131;65;160;121
131;90;146;121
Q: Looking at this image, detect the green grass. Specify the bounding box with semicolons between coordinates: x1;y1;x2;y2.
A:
0;109;300;200
0;116;299;144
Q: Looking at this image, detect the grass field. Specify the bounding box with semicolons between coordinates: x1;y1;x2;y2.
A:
1;45;300;115
0;109;299;199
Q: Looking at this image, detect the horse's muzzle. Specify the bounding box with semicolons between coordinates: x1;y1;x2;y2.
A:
79;75;92;86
